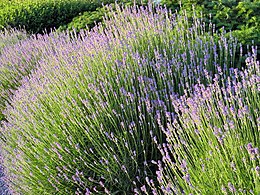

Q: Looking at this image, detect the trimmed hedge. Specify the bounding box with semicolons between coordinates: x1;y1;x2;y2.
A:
0;0;117;34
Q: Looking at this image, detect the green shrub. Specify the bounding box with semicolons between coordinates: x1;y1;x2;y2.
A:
160;0;260;47
0;0;117;34
57;5;111;32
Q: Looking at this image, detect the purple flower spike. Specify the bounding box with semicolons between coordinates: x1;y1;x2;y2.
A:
256;166;260;176
228;182;236;193
183;173;191;184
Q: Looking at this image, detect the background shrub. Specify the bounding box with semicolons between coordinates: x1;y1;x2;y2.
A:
160;0;260;47
0;0;122;34
57;1;147;33
57;4;111;32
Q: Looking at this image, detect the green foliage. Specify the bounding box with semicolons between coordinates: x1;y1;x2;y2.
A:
57;5;110;32
0;0;117;34
160;0;260;46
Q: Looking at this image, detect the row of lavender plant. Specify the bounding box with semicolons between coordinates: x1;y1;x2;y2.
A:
0;3;256;194
0;28;28;195
0;31;77;122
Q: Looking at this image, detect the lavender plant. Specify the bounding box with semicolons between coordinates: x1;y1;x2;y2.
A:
0;3;252;194
0;31;76;122
155;49;259;194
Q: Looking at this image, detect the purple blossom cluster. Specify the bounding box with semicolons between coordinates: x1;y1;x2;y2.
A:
0;3;258;195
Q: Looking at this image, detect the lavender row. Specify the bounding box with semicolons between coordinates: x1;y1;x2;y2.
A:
0;31;79;122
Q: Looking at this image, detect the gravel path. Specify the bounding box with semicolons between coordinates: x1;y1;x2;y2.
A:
0;165;11;195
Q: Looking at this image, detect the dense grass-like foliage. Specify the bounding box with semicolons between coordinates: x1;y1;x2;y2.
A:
0;2;258;195
0;0;121;34
60;0;260;48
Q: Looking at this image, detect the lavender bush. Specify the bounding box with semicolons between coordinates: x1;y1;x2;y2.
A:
0;3;256;195
155;49;259;194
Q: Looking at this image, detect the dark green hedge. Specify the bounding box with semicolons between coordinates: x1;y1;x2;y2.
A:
0;0;117;34
57;5;110;32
